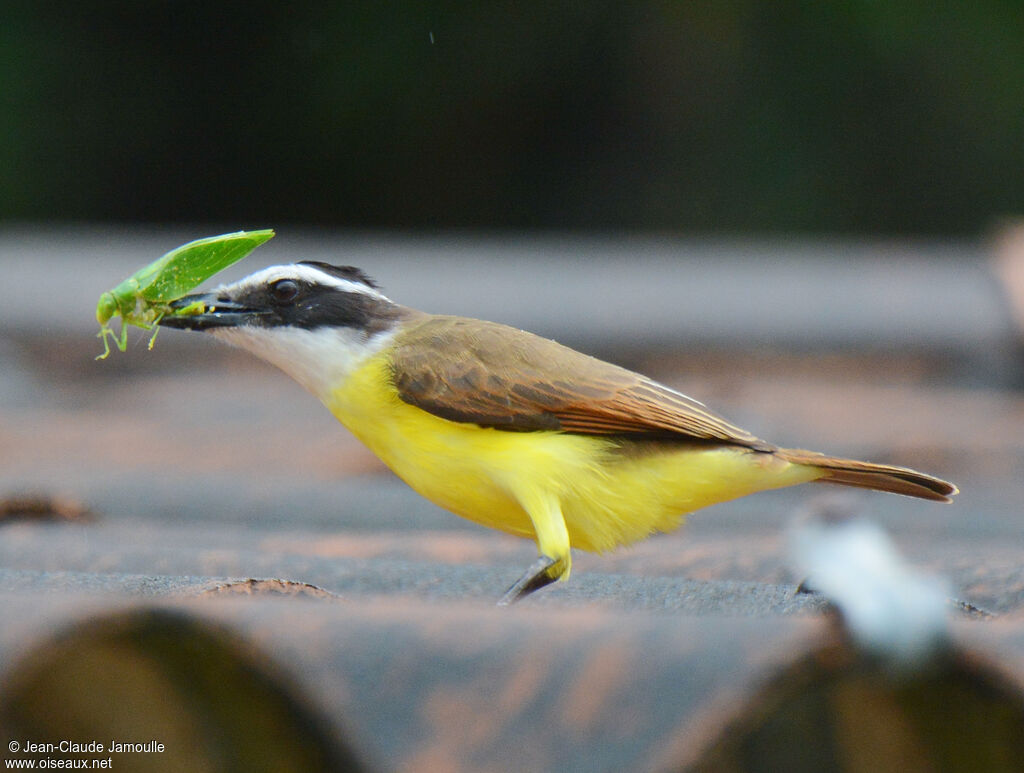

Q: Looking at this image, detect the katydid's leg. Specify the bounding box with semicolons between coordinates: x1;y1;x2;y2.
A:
146;313;164;350
95;327;113;360
116;321;130;352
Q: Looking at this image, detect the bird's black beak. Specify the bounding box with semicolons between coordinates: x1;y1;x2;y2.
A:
159;293;264;331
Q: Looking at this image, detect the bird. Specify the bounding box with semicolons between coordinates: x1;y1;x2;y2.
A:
159;261;958;604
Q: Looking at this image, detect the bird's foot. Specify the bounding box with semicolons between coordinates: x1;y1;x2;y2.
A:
795;577;817;595
497;555;563;606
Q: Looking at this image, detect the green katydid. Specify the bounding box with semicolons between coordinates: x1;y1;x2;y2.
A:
95;229;275;359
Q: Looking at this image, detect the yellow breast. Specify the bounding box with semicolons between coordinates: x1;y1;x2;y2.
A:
324;351;822;553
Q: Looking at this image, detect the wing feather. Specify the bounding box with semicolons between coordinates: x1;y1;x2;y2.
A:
390;315;768;448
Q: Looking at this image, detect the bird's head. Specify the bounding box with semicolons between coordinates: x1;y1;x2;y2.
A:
160;261;406;397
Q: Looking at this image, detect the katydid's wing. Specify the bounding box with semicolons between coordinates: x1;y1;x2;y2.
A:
136;230;275;301
390;315;770;448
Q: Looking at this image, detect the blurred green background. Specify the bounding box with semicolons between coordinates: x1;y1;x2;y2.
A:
2;1;1021;234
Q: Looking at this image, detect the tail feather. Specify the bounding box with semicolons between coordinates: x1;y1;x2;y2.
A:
775;448;958;503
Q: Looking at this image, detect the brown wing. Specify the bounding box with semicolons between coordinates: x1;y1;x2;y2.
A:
390;314;770;448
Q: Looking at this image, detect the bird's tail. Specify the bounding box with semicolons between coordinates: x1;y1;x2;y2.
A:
774;448;958;503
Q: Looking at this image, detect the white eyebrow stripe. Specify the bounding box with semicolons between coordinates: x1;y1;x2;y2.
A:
221;264;390;301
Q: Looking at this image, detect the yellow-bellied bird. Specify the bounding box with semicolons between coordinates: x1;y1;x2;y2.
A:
161;262;957;604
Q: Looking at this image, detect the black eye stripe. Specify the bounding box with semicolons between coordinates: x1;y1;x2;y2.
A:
231;280;402;333
284;288;386;330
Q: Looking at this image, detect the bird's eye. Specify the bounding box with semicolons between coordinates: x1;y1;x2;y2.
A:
270;279;300;303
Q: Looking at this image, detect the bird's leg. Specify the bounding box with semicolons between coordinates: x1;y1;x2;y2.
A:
498;555;564;606
795;577;817;595
497;489;571;605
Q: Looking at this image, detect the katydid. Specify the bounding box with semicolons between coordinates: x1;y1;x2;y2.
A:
95;229;275;359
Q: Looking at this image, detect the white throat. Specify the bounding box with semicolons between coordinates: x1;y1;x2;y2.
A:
211;325;396;401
